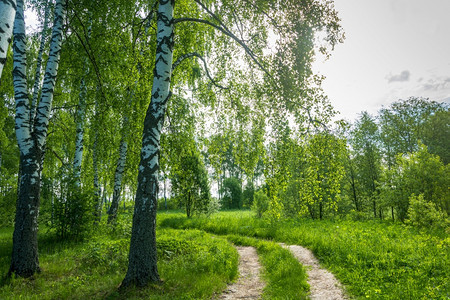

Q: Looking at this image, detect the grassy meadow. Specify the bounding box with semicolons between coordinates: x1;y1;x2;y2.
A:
159;210;450;299
0;210;448;299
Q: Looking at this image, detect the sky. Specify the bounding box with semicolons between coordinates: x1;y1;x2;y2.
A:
312;0;450;121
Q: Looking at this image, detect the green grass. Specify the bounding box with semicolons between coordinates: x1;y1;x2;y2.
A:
2;210;448;299
159;211;450;299
0;222;239;299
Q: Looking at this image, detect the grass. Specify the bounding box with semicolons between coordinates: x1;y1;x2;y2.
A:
0;219;239;299
1;210;448;299
159;211;450;299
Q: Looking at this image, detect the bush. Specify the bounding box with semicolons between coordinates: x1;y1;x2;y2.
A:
0;188;16;227
407;193;446;228
52;179;94;239
220;177;242;209
157;197;179;210
252;190;269;218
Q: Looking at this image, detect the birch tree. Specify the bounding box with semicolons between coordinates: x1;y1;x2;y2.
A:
0;0;16;79
122;0;343;287
9;0;65;278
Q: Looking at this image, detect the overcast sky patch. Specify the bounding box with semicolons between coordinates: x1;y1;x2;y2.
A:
387;70;410;83
422;76;450;91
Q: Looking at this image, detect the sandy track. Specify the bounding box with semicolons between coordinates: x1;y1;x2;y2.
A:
281;243;347;300
219;246;264;299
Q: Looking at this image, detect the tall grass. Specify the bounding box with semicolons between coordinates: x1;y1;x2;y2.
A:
159;211;450;299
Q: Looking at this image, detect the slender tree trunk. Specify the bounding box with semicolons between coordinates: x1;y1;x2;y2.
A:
319;201;323;220
72;18;91;187
0;0;16;79
73;74;87;186
373;200;376;218
186;191;191;218
163;173;167;209
108;133;128;224
29;0;50;127
92;91;102;223
10;0;65;277
391;206;394;221
122;0;174;288
108;88;134;224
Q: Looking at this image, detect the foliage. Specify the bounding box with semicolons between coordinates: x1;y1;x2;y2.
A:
348;112;381;217
252;190;270;218
378;97;446;166
50;178;94;239
299;132;347;219
220;176;242;209
407;194;447;229
379;143;449;221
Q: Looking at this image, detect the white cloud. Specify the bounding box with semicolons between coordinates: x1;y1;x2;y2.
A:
387;70;410;83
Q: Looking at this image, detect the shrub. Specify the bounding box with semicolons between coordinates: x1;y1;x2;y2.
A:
252;190;269;218
52;178;94;239
407;193;446;228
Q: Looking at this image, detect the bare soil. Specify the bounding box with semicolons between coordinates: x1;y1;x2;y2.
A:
219;246;264;299
281;243;347;300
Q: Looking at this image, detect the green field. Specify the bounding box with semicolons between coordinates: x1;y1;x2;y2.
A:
0;211;448;299
159;211;450;299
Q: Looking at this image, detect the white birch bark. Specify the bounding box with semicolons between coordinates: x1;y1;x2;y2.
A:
0;0;16;79
10;0;65;278
122;0;174;287
72;18;91;186
13;0;31;156
92;97;102;222
72;75;87;186
34;0;65;150
29;0;50;128
107;116;128;224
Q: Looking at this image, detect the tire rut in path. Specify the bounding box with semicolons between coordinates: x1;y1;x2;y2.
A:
281;243;347;300
219;246;264;299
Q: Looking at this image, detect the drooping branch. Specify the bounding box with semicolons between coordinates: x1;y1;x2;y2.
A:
132;0;158;52
172;52;229;90
173;17;271;78
69;10;108;104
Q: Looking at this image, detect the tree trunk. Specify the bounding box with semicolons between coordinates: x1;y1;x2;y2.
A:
73;17;91;187
186;191;191;218
319;201;323;220
73;73;87;186
373;200;376;218
121;0;174;288
92;101;102;223
108;135;127;224
10;0;65;277
9;149;41;277
163;174;167;209
29;0;50;127
0;0;16;79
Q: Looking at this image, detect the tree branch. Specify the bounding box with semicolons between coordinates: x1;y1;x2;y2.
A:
172;52;229;90
173;17;271;77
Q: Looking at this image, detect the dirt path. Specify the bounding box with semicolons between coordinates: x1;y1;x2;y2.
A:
281;243;347;300
219;246;264;299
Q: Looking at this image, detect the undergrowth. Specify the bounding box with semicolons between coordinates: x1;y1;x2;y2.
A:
0;221;238;299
